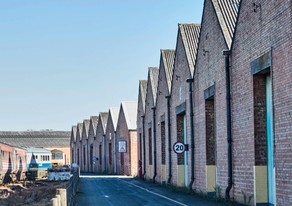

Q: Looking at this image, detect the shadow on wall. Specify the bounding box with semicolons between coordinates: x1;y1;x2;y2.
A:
16;157;23;181
3;154;12;183
27;153;39;180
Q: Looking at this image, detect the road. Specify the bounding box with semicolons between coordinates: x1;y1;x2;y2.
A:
74;175;228;206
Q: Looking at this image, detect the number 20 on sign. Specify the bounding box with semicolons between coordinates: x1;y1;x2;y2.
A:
173;142;185;154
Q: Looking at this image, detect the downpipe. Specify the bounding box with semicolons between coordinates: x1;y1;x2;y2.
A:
223;50;233;200
113;131;117;174
187;78;195;191
142;115;146;180
152;107;157;183
103;134;107;174
86;139;89;172
166;95;172;184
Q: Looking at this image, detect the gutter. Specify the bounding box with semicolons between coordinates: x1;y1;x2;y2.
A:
187;78;195;190
166;95;172;184
152;107;157;183
223;50;233;200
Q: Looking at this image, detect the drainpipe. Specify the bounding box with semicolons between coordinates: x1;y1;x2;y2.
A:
79;141;82;170
142;115;146;179
86;139;89;173
103;134;107;174
152;107;157;183
74;143;76;164
113;131;117;174
223;50;233;200
166;95;172;184
187;78;195;191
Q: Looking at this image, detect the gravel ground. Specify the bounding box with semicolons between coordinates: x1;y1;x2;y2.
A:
0;180;68;206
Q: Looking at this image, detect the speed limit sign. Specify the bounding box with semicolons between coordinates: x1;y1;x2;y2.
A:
173;142;185;154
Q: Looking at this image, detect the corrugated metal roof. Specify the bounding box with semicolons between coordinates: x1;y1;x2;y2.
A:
76;123;83;142
161;49;175;95
99;112;108;134
89;116;98;136
138;80;148;114
108;107;119;131
178;23;201;77
212;0;240;49
82;119;90;140
0;131;70;148
71;126;77;143
121;101;137;130
148;67;159;106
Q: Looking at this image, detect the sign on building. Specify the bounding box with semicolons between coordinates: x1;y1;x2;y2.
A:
173;141;185;154
119;140;127;153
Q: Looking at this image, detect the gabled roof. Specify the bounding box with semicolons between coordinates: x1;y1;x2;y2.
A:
178;23;200;77
161;49;175;94
76;123;83;142
82;119;90;140
70;126;77;143
212;0;240;49
89;116;98;136
108;107;119;131
121;101;137;130
98;112;108;135
0;131;70;148
138;80;148;114
147;67;159;106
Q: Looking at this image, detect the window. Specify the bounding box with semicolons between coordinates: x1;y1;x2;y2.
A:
52;153;63;159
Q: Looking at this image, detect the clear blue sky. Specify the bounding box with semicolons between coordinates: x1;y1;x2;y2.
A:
0;0;204;131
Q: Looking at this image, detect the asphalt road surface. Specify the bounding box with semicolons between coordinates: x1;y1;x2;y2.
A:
74;175;229;206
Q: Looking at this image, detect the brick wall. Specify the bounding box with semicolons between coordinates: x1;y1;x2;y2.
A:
137;83;146;178
105;114;115;174
253;74;267;166
144;74;156;180
176;114;185;165
231;1;292;204
193;0;229;194
170;29;192;185
155;60;170;183
95;116;106;174
205;99;215;166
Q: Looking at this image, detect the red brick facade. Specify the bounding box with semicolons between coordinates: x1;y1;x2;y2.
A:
70;1;292;204
231;1;292;205
105;108;119;174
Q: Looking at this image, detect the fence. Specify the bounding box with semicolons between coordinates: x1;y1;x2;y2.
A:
50;167;80;206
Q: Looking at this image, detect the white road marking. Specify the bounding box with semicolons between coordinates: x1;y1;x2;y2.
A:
121;180;188;206
80;175;133;178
